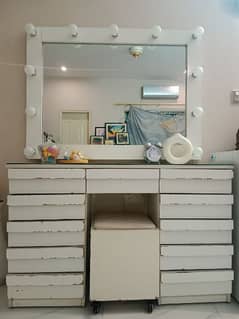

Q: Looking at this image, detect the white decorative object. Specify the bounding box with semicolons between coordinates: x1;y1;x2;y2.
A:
24;25;204;159
192;106;204;118
162;133;193;164
192;26;205;40
110;24;119;38
192;146;204;160
191;66;204;79
24;65;36;76
69;24;79;37
25;23;37;37
25;107;37;118
23;146;36;158
152;25;162;39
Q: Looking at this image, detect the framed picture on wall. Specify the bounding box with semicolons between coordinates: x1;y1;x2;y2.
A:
105;123;127;143
116;132;129;145
90;135;104;145
95;127;105;137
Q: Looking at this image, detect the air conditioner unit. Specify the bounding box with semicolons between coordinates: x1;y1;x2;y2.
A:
141;85;179;100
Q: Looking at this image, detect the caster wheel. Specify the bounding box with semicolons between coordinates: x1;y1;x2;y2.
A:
92;302;101;314
147;301;154;313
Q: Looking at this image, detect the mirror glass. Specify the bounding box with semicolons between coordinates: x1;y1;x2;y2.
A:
43;44;186;145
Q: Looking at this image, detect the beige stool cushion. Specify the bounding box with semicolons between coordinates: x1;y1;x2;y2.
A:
93;212;156;230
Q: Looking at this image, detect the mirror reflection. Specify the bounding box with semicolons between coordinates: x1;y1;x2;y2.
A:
43;44;186;145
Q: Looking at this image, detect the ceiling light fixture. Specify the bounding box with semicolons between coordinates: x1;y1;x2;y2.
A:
61;66;67;72
129;46;144;58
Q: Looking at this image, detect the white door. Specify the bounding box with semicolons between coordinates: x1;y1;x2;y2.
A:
61;111;89;144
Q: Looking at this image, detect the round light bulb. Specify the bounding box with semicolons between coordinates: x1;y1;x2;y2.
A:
192;26;205;40
191;66;204;79
110;24;119;38
69;24;79;37
25;107;37;118
24;146;36;158
152;25;162;39
192;106;204;118
60;66;67;72
25;23;37;36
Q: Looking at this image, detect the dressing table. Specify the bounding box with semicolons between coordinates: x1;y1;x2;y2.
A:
6;162;234;307
5;24;234;308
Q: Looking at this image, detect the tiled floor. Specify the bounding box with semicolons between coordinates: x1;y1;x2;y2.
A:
0;286;239;319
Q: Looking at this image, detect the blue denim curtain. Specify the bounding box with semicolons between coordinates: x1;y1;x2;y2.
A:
126;106;185;145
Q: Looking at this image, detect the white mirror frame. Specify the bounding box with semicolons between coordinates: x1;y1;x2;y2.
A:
25;25;204;160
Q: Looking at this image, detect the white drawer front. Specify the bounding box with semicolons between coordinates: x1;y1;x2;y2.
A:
160;169;233;194
160;270;233;297
161;270;234;283
161;245;234;257
160;245;233;270
7;221;85;247
8;169;85;179
160;231;232;244
160;205;232;219
8;195;86;220
7;274;84;299
160;169;233;180
8;258;84;273
7;247;84;273
8;169;85;194
160;256;232;270
87;169;159;193
9;179;85;194
160;179;232;194
160;194;233;219
160;220;233;231
8;285;84;299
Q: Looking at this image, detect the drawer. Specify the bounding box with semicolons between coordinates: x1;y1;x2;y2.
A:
160;270;234;297
160;169;233;194
7;274;84;299
160;220;233;244
87;169;159;193
7;221;85;247
160;245;233;270
160;220;234;231
7;247;84;273
8;194;86;220
8;169;85;194
160;195;233;219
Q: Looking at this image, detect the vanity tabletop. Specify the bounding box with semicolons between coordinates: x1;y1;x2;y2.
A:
6;161;234;169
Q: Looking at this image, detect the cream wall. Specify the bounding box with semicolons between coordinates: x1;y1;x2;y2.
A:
0;0;239;281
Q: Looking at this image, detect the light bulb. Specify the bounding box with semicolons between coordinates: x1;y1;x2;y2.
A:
110;24;119;38
25;23;37;37
60;66;67;72
192;26;205;40
69;24;79;37
24;65;36;76
192;147;204;160
24;146;36;158
192;107;204;118
191;66;204;79
152;25;162;39
25;107;37;118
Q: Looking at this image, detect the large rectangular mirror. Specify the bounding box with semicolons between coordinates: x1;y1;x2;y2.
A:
43;44;186;146
24;26;203;159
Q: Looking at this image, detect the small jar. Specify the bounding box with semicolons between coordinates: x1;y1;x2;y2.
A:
38;142;60;164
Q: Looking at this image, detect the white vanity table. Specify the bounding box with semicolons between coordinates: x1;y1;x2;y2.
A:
6;163;234;307
6;23;235;308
